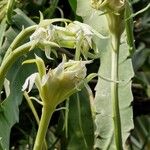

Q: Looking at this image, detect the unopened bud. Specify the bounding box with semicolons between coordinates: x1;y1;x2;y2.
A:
91;0;126;37
41;59;91;106
22;56;91;107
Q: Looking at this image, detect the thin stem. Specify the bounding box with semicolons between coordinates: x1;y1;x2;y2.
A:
111;34;123;150
23;92;48;149
24;91;40;124
0;41;35;91
33;105;55;150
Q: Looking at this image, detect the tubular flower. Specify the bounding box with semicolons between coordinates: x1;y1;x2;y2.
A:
30;21;105;59
91;0;125;12
22;56;91;108
91;0;126;37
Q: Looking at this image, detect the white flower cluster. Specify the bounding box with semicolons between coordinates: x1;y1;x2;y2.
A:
29;21;104;59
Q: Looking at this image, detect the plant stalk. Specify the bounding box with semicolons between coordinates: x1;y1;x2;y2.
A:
33;105;55;150
111;34;123;150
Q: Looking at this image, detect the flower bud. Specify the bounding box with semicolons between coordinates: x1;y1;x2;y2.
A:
91;0;126;37
91;0;125;12
30;20;102;59
22;56;91;108
41;59;91;107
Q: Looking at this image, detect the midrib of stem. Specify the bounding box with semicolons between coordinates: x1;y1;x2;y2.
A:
33;105;55;150
111;34;123;150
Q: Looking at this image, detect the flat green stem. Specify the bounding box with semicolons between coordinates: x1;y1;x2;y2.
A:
33;105;55;150
111;34;123;150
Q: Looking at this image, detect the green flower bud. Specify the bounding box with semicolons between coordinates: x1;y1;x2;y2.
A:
30;20;107;59
91;0;126;37
22;56;91;108
41;59;91;107
91;0;125;12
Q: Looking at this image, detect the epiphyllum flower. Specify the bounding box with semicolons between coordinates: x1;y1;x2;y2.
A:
91;0;125;37
30;21;105;59
22;55;92;108
91;0;125;12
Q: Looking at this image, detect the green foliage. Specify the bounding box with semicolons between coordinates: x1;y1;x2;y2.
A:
0;0;149;150
0;8;37;149
130;115;150;150
68;0;77;12
67;88;94;150
94;34;134;149
0;58;36;150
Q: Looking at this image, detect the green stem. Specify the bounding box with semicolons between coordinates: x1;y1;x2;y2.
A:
23;92;48;149
3;25;37;60
33;105;55;150
111;34;123;150
24;91;40;124
0;41;34;91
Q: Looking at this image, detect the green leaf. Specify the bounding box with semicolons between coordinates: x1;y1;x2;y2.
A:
68;0;77;12
130;115;150;150
67;88;94;150
132;43;150;72
0;57;36;150
77;0;134;149
13;8;36;29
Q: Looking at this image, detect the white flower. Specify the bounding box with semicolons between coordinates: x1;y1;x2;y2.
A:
22;56;91;107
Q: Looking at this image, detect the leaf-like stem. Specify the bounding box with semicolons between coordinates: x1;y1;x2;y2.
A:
33;105;55;150
111;34;123;150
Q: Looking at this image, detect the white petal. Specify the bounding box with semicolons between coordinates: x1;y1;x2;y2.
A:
22;73;38;93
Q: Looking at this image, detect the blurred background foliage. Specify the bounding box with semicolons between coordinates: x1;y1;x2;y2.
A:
0;0;150;149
